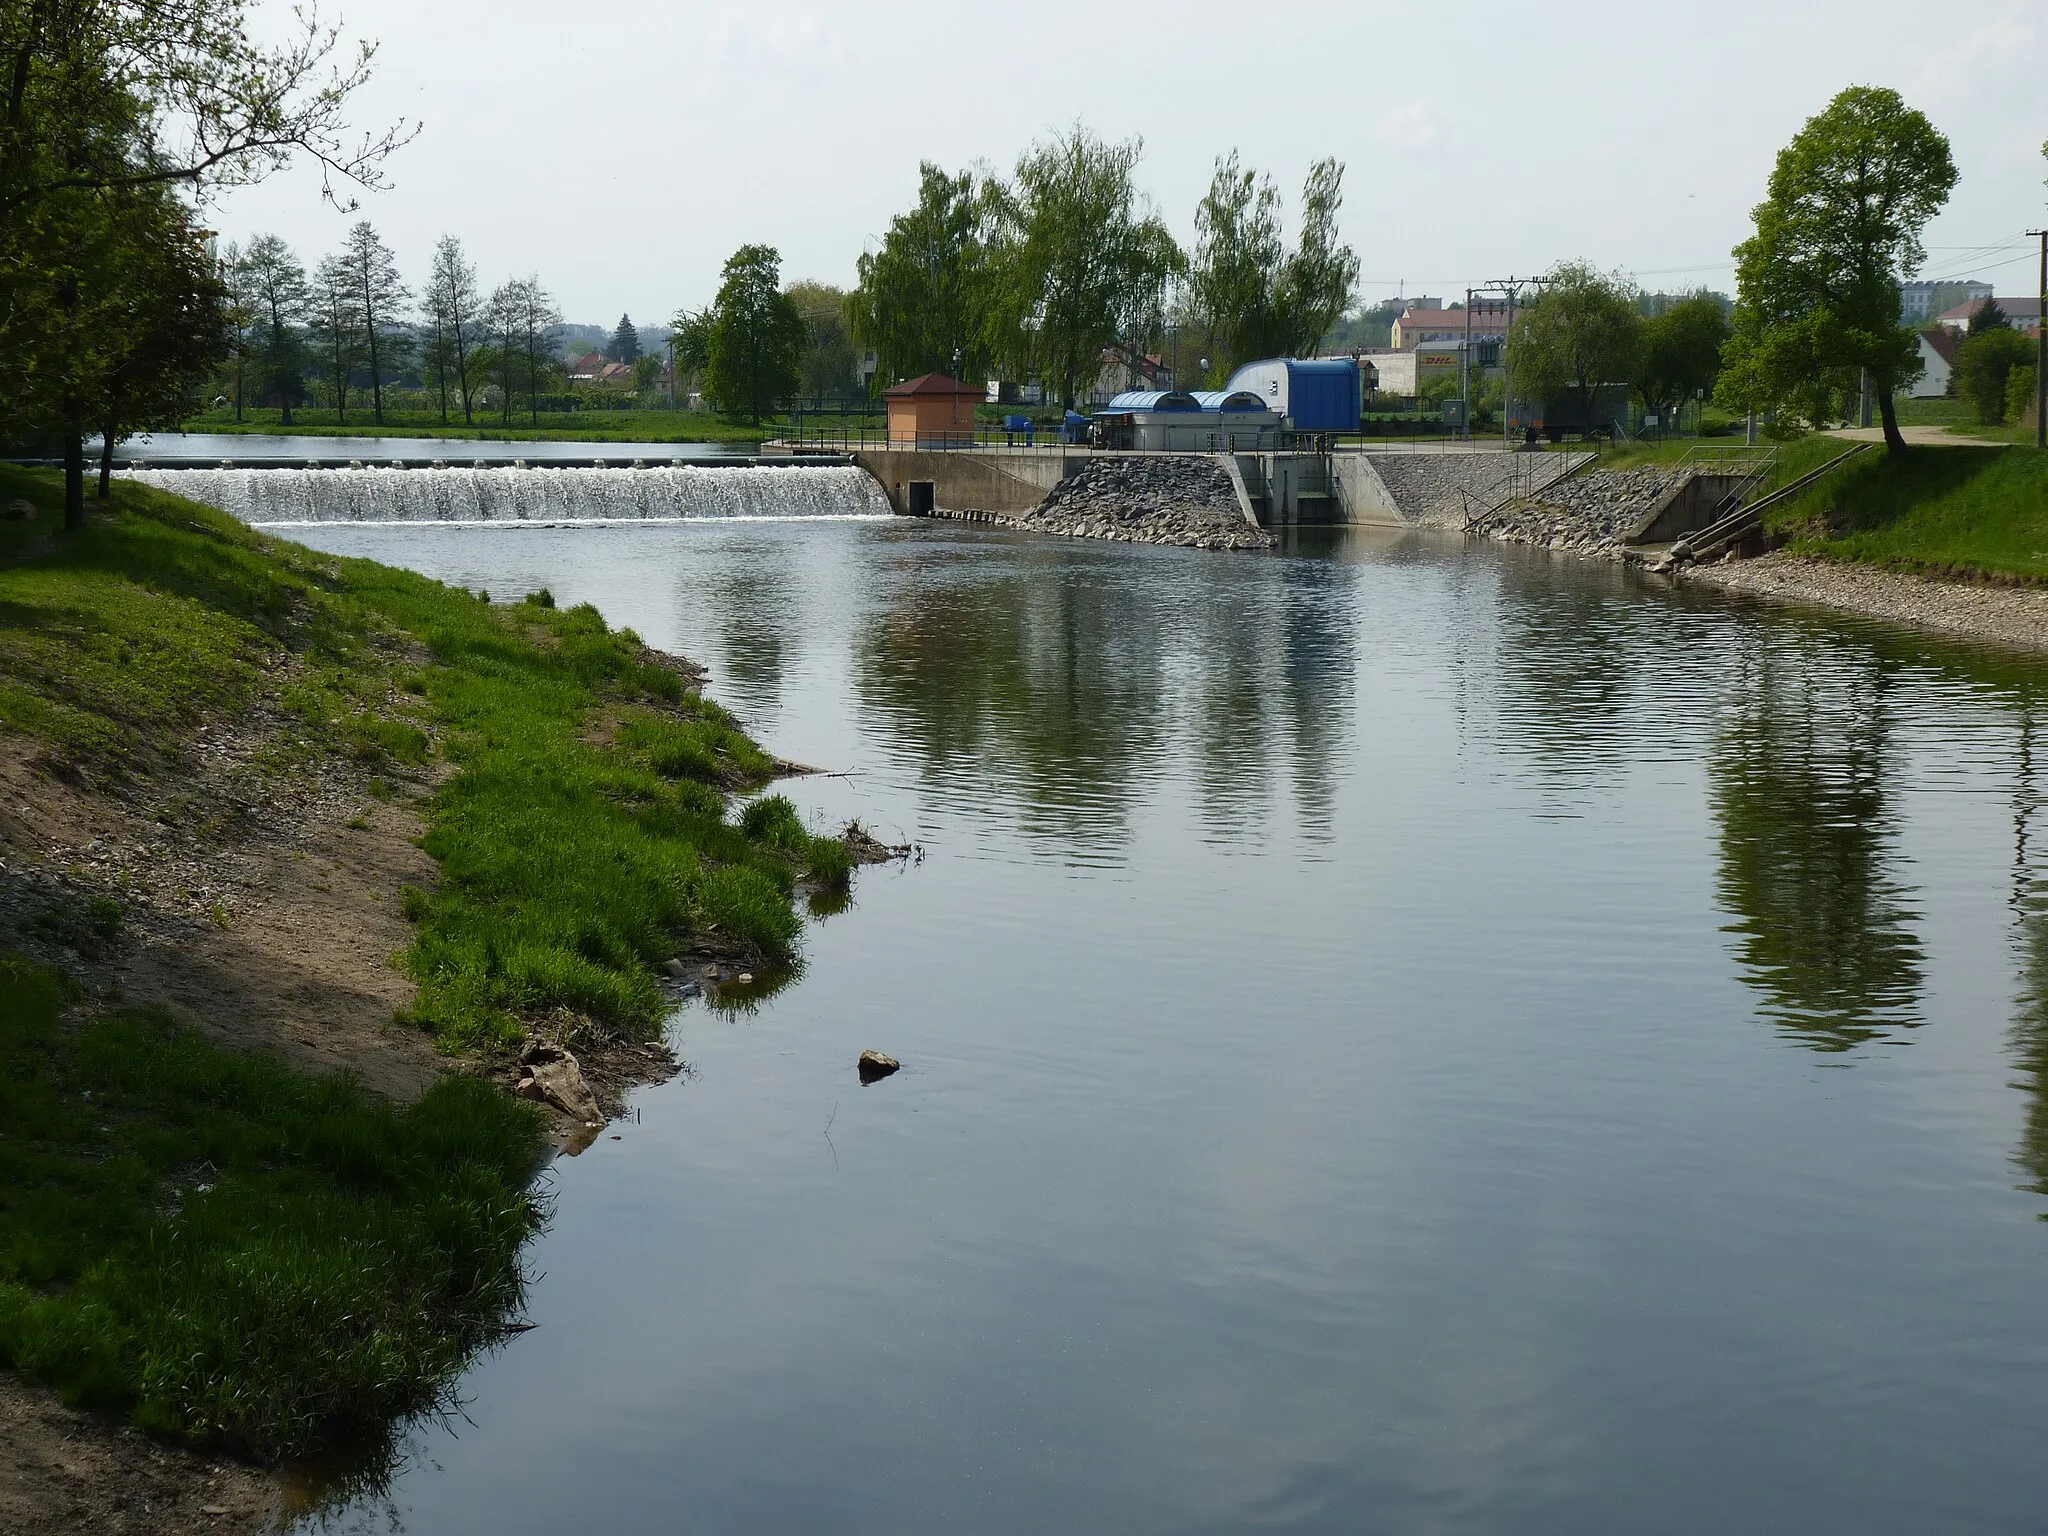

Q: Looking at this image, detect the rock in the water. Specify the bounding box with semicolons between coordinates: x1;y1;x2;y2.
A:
513;1074;546;1102
520;1041;603;1122
857;1049;901;1082
661;957;687;980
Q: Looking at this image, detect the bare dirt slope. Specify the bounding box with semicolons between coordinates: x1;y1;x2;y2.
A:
0;701;451;1535
0;1381;281;1536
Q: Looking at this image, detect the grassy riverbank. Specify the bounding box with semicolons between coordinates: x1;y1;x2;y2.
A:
1763;444;2048;580
0;465;848;1465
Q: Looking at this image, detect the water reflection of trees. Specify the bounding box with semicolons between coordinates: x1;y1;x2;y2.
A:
2005;714;2048;1203
1483;556;1687;809
1709;636;1923;1051
853;541;1355;856
696;549;801;717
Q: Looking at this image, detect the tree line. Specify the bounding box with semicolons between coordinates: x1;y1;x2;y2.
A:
837;126;1360;408
222;224;575;430
1500;86;2037;454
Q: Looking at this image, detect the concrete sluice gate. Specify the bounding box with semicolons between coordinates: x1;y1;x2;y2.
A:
120;465;894;525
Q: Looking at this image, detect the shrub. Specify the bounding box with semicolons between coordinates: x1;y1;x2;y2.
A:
2007;365;2039;429
1957;327;2034;424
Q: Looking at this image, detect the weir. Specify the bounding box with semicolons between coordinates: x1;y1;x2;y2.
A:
119;464;893;525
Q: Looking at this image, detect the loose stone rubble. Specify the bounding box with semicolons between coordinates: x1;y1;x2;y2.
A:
947;456;1271;552
1366;451;1590;528
1468;468;1686;559
1686;553;2048;654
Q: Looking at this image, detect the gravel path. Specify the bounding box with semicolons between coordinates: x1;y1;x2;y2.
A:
1684;552;2048;653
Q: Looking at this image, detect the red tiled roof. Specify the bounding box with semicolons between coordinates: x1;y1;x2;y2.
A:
1919;328;1960;365
882;372;978;397
1937;298;2043;323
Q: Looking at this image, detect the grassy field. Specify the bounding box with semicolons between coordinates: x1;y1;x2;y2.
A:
1590;433;1853;488
177;406;777;444
0;465;848;1460
1764;443;2048;579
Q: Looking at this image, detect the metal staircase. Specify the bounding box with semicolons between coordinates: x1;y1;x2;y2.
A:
1681;443;1870;561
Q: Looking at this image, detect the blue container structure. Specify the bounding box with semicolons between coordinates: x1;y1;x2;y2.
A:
1222;358;1362;431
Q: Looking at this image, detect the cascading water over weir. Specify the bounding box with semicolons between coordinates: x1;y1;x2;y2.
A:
120;464;894;526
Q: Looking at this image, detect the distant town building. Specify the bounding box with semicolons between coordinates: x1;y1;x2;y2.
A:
1909;328;1960;399
569;350;635;388
1903;279;1992;322
1374;295;1443;316
1360;348;1416;396
1390;304;1511;351
1935;297;2042;335
1088;344;1171;405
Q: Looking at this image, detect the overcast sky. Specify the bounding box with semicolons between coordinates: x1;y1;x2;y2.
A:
217;0;2047;327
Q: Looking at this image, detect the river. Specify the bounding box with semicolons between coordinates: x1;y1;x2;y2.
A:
280;514;2048;1534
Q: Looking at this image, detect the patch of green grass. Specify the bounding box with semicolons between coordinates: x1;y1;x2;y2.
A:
177;406;774;444
27;893;123;957
0;465;364;772
0;464;844;1053
1766;444;2048;579
0;463;860;1458
0;956;546;1462
1591;434;1848;486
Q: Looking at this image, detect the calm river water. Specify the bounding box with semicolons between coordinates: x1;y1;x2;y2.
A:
290;518;2048;1534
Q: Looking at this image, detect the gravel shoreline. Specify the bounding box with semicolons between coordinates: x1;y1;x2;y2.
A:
1683;552;2048;653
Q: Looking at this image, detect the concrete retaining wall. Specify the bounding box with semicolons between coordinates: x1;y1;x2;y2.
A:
1627;474;1749;544
850;447;1071;515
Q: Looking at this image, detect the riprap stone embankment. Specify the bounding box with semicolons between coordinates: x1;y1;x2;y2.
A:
1365;451;1589;528
939;457;1271;552
1469;468;1687;559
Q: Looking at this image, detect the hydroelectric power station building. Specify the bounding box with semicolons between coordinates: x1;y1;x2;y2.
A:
1102;358;1362;450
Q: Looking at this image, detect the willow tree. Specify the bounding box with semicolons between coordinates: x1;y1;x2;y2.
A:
1718;86;1956;452
848;163;996;388
986;127;1182;408
1188;153;1360;383
1509;262;1644;434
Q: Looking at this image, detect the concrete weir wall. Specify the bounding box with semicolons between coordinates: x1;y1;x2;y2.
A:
849;448;1071;516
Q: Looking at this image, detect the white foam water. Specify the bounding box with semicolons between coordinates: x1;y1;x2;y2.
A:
120;464;894;526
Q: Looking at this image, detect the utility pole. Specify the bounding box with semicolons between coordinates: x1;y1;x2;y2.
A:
1461;288;1473;443
1455;277;1538;447
2032;229;2047;450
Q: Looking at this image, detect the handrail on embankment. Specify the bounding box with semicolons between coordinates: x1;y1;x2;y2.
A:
1685;443;1872;560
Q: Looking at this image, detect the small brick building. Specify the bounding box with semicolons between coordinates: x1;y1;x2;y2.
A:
883;373;980;447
